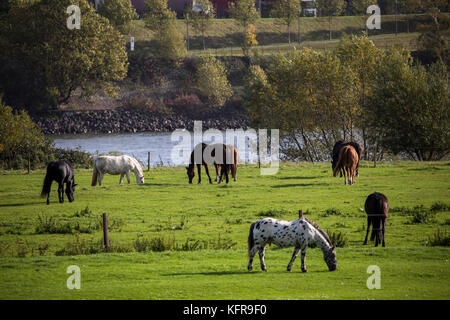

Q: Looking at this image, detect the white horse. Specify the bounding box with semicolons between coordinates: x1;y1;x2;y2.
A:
247;211;337;272
91;155;145;186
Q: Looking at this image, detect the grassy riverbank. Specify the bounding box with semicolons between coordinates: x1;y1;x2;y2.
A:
0;161;449;299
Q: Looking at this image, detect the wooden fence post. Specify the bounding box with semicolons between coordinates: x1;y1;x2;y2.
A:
148;152;151;171
102;213;110;252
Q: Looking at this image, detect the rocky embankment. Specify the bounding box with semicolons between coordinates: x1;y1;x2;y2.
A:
35;108;251;135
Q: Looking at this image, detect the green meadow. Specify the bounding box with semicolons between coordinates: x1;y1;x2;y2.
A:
0;161;449;299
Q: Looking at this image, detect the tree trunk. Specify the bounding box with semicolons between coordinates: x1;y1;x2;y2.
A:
329;15;332;40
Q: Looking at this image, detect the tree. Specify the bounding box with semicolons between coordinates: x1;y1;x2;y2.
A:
350;0;373;15
195;56;233;107
271;0;301;43
244;49;359;161
367;50;449;160
316;0;345;40
0;100;48;170
243;24;259;56
187;0;215;50
228;0;260;52
97;0;138;34
0;0;128;112
144;0;186;61
413;0;450;65
334;33;383;159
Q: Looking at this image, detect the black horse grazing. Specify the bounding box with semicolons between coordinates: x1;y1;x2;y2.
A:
186;143;219;184
364;192;389;247
41;160;76;205
332;141;362;177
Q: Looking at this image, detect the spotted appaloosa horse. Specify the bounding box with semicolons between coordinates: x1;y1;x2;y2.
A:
333;145;359;185
364;192;389;247
247;210;337;272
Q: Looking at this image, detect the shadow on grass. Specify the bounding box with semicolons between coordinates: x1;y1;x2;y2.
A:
271;183;328;188
163;269;330;276
141;183;183;187
278;176;321;180
0;202;42;207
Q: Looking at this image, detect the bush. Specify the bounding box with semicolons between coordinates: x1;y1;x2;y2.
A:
430;202;449;212
166;94;204;114
328;230;348;247
426;229;450;247
195;55;233;107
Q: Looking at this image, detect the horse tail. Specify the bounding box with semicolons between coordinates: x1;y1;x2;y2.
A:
233;147;237;179
91;164;98;186
41;171;52;198
248;222;256;258
369;193;384;243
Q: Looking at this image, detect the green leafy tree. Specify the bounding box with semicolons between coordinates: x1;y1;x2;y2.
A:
228;0;260;52
271;0;301;43
0;0;128;112
244;49;358;161
412;0;450;65
316;0;345;40
350;0;373;15
186;0;215;50
144;0;186;62
367;50;449;160
335;33;383;158
97;0;138;34
0;100;48;170
195;56;233;107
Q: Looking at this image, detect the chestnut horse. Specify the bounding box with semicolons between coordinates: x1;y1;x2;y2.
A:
333;145;359;185
364;192;389;247
332;141;362;177
186;143;237;184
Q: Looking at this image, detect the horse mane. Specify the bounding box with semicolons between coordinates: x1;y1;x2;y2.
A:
130;157;143;176
303;217;333;247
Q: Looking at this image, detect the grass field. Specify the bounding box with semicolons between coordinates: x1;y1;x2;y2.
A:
0;161;449;299
128;14;429;52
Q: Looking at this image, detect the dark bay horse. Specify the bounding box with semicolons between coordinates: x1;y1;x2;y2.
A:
332;141;362;177
186;143;237;184
333;145;359;185
217;144;238;184
364;192;389;247
41;160;76;205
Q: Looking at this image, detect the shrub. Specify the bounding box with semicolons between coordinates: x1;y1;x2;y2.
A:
56;235;132;256
430;202;449;212
133;234;176;252
195;55;233;107
408;211;436;224
426;229;450;247
166;94;204;113
328;230;348;248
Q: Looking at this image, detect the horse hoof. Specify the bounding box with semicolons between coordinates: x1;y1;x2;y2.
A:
287;268;292;272
302;268;307;273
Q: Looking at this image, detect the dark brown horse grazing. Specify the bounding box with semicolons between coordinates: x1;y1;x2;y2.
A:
186;143;237;184
41;160;76;205
332;141;362;177
364;192;389;247
333;145;359;185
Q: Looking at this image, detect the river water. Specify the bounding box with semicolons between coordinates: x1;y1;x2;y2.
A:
50;130;266;167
